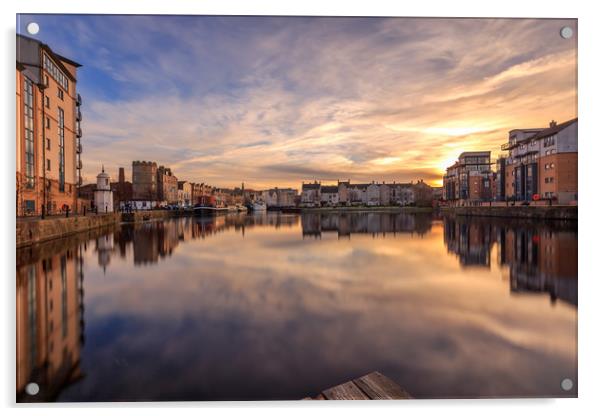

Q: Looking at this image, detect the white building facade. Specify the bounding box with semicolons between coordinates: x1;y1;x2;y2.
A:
94;167;114;213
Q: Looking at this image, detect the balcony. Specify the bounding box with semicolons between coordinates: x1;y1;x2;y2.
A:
77;159;82;169
76;109;82;121
77;176;83;186
76;142;82;153
501;142;511;151
76;126;82;138
76;93;82;106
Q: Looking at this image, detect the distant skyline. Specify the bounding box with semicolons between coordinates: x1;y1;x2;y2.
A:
17;15;577;188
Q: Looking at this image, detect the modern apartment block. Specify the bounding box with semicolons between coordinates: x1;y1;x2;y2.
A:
443;151;494;203
16;34;83;216
501;118;577;204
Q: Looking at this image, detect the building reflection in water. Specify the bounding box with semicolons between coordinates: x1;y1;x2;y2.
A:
301;212;432;238
96;213;302;267
16;235;87;402
443;215;577;306
16;212;577;401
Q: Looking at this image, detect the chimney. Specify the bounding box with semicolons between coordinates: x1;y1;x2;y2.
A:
550;120;557;128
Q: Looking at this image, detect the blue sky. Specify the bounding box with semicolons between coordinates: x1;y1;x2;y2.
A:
17;15;577;188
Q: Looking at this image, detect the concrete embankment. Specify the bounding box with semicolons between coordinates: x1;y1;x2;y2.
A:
441;205;577;220
17;210;194;248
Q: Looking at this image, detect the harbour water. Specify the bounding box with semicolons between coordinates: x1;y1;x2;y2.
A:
16;212;577;401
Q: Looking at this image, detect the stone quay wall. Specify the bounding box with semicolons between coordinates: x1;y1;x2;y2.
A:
17;213;121;248
17;210;196;248
441;206;577;220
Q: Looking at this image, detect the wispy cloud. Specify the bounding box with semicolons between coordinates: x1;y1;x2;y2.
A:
19;15;577;187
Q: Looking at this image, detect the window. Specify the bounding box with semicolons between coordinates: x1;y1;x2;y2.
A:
23;78;35;188
25;200;35;213
43;53;69;90
58;107;65;192
46;138;50;150
46;159;51;171
551;163;555;169
544;135;556;147
44;75;49;86
45;96;50;108
57;89;64;100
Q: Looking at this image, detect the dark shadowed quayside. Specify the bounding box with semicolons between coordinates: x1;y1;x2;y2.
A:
16;212;577;402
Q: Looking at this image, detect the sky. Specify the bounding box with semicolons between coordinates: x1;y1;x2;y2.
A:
17;15;577;188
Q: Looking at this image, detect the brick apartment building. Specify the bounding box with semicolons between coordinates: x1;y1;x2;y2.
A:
501;118;577;204
443;151;495;203
16;34;83;216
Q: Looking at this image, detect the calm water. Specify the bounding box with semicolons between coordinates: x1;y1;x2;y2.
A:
16;212;577;401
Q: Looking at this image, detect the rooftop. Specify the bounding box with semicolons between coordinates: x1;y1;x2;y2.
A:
528;118;578;141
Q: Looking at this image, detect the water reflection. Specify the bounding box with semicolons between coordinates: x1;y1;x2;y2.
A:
443;216;577;306
16;213;577;401
16;229;102;402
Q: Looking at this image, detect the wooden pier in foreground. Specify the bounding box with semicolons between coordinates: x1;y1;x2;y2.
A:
304;371;412;400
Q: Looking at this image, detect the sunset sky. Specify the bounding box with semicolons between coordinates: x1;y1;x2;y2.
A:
17;15;577;188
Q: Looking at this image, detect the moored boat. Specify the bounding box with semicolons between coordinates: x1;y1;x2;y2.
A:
193;205;229;216
251;201;267;212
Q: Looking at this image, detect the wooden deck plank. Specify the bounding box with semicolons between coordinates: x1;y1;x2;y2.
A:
322;381;370;400
353;372;412;400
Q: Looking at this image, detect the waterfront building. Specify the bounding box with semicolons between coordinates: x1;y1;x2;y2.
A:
189;182;202;205
301;179;433;207
366;182;382;206
337;180;350;205
495;156;507;201
379;183;391;206
501;118;577;204
443;151;494;204
262;188;298;208
388;182;414;206
132;161;157;201
320;185;339;206
16;34;83;216
347;183;369;205
177;181;192;207
157;165;178;204
301;181;321;207
412;180;435;206
94;167;114;213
